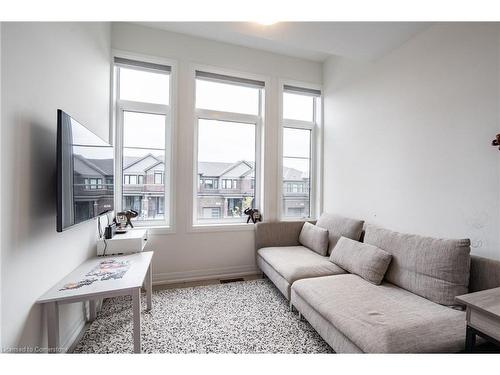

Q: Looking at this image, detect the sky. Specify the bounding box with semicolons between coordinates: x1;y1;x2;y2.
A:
198;119;255;163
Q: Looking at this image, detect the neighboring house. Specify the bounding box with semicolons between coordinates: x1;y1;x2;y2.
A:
197;160;255;220
73;153;310;222
197;160;310;220
121;154;165;220
73;154;114;222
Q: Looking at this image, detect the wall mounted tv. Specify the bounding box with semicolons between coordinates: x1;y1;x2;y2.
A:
57;110;114;232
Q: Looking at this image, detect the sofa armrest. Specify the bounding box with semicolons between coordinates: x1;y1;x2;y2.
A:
469;255;500;292
255;221;312;250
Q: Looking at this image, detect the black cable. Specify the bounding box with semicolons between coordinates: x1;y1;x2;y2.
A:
103;238;108;257
97;216;103;238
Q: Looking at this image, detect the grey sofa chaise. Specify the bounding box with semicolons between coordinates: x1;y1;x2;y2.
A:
255;214;500;353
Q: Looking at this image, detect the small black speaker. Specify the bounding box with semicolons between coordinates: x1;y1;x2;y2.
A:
104;222;117;239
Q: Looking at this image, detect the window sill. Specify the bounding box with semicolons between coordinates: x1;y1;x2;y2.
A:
279;217;316;222
126;225;175;236
189;222;256;233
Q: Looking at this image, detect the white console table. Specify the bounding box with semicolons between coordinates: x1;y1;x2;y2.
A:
37;251;153;353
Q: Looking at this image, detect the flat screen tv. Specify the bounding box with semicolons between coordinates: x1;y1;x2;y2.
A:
57;110;114;232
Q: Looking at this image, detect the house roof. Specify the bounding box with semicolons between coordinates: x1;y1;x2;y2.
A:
86;158;114;175
75;154;308;180
198;161;233;177
199;160;307;180
283;166;308;180
74;155;110;176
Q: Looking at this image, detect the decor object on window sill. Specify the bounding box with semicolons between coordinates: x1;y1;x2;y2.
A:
491;134;500;149
245;208;262;224
114;210;139;228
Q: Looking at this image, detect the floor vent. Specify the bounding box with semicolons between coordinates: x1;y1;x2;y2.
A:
220;278;245;284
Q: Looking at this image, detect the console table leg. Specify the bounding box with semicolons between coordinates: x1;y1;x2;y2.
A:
146;263;152;311
46;302;60;353
465;325;476;353
89;300;97;322
132;287;141;353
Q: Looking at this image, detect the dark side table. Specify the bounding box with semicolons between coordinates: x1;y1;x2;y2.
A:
455;287;500;353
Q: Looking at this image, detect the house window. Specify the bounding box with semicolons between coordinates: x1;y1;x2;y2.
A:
124;195;141;212
85;178;102;190
281;84;321;219
288;207;305;217
114;56;173;226
202;179;217;189
222;179;233;189
202;207;221;219
154;172;163;184
194;70;264;225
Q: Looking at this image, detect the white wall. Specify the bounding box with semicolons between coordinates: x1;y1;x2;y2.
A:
111;23;322;283
1;23;111;351
0;21;3;350
323;23;500;260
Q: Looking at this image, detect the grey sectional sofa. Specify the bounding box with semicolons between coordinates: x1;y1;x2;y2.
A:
255;214;500;353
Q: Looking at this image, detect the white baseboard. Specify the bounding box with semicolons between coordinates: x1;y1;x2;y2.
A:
153;265;260;285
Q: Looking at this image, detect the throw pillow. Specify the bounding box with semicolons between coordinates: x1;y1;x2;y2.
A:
330;236;392;285
299;222;329;256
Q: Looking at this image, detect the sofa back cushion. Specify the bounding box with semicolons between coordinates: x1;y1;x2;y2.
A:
363;224;471;306
330;236;392;285
299;222;329;256
316;213;364;255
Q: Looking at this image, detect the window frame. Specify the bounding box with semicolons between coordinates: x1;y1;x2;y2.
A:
191;66;265;228
278;80;322;221
112;51;176;230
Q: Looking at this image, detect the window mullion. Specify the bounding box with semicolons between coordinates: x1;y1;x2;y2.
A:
196;108;259;124
119;99;169;115
283;119;314;130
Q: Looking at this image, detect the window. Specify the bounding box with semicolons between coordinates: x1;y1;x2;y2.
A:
202;179;217;189
154;172;163;184
221;179;233;189
85;178;102;190
202;207;221;219
281;84;321;219
194;70;264;225
114;57;173;225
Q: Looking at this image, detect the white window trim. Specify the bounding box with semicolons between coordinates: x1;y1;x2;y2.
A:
112;50;177;234
278;79;323;221
189;64;268;231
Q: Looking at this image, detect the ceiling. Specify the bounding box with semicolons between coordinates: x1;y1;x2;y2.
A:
136;22;432;62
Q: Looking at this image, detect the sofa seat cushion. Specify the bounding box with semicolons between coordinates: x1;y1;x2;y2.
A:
291;274;465;353
363;225;471;306
257;246;346;285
